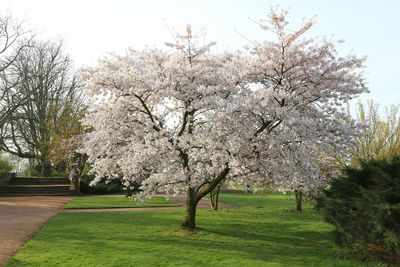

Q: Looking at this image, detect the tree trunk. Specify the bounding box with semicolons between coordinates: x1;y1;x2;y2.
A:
69;166;81;196
72;177;81;195
182;187;197;231
181;167;230;231
295;190;303;212
41;162;52;177
126;186;133;197
244;183;252;193
68;153;87;196
210;184;221;210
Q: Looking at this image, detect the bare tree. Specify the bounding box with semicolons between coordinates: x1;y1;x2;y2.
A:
0;14;32;133
0;40;83;176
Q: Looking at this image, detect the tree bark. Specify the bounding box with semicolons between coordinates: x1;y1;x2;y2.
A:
181;167;230;231
295;190;303;212
182;187;197;231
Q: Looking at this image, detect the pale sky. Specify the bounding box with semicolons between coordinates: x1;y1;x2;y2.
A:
2;0;400;109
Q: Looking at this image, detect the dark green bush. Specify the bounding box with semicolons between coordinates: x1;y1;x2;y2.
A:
79;173;124;194
317;157;400;264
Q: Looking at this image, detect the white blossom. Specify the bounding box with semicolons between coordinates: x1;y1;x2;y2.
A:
80;10;367;228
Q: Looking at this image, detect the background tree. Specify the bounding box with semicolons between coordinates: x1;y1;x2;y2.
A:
0;14;31;134
350;101;400;162
0;40;83;176
62;134;88;195
82;9;367;231
49;98;87;173
288;155;339;212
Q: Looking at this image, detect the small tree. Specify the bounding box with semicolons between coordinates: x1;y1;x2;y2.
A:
283;155;340;212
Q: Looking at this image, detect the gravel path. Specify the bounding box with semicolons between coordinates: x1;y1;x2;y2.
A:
0;196;72;266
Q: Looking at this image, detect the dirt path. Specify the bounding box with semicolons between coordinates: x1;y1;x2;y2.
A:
0;196;72;266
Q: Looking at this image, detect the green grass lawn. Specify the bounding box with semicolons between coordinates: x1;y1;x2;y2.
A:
64;195;178;209
6;193;364;267
219;191;312;209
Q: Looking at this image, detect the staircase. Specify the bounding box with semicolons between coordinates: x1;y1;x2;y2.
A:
0;176;71;196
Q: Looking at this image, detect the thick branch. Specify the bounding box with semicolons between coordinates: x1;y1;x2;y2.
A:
194;166;230;203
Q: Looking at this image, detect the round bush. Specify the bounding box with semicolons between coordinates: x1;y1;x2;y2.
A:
79;173;124;194
317;157;400;264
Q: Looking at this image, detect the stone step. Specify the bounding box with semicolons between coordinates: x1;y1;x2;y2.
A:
0;176;73;196
0;185;71;196
0;192;71;196
10;177;70;185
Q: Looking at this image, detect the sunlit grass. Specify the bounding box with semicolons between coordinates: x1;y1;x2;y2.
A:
6;193;363;266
